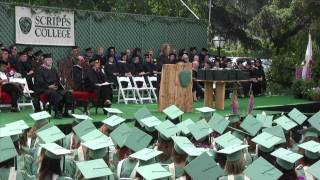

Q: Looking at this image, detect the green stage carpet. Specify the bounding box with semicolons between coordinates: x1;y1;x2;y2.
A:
0;96;312;126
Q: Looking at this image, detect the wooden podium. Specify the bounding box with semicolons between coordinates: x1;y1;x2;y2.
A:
158;63;193;112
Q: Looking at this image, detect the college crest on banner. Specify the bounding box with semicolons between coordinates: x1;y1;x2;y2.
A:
15;6;75;46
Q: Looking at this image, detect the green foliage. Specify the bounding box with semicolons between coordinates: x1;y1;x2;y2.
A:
292;79;315;99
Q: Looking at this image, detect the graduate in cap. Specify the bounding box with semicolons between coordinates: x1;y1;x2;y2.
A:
16;50;35;90
116;127;152;179
38;143;71;179
34;53;73;119
0;136;25;180
0;59;23;112
163;105;184;125
188;119;213;148
75;159;113;180
87;58;113;108
217;144;251;180
32;50;44;70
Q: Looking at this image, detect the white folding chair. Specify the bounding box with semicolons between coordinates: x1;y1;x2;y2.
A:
132;76;153;104
117;76;138;104
147;76;158;103
10;78;34;110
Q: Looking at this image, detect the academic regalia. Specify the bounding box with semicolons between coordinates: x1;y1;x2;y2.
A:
0;167;24;180
117;158;139;179
104;63;118;85
72;65;87;91
219;175;251;180
96;54;107;67
143;62;156;76
59;56;76;90
86;67;112;104
117;61;131;76
156;54;170;93
131;62;144;76
34;65;73;113
16;60;34;90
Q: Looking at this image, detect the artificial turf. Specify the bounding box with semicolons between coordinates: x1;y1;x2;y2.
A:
0;95;312;126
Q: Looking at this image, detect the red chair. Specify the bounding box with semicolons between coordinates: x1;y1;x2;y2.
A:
39;93;51;113
72;91;98;114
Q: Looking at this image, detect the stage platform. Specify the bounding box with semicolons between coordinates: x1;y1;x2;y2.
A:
0;95;316;127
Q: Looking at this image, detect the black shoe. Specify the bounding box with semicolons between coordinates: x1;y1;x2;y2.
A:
55;112;63;119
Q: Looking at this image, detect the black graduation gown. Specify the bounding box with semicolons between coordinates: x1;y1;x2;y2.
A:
72;65;86;91
104;63;118;84
155;54;170;94
16;61;34;90
143;62;155;76
117;62;131;76
86;68;112;104
131;62;144;76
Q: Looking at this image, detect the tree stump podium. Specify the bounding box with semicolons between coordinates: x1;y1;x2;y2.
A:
158;63;193;112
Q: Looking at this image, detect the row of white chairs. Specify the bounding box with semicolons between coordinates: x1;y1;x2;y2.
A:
117;76;157;104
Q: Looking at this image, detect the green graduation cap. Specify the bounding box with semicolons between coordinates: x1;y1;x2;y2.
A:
240;114;263;136
229;126;251;141
136;163;171;180
80;129;104;142
134;106;152;127
298;140;320;159
308;111;320;131
177;119;194;135
36;125;65;144
306;160;320;179
208;113;230;134
288;108;307;125
0;136;18;163
72;119;96;139
252;131;282;152
71;114;92;123
29;111;51;123
81;135;114;159
140;116;162;132
262;125;286;144
299;127;319;138
130;148;163;162
172;136;196;155
76;159;113;179
110;123;131;148
274;115;297;131
227;114;241;123
196;107;215;113
256;113;273;128
155;120;180;140
102;115;125;130
184;152;224;180
103;107;123;115
271;148;303;170
188;119;212;141
244;157;283;180
124;127;152;152
218;144;249;161
40;143;71;159
215;131;242;148
5;120;29;131
0;126;22;138
163;105;184;120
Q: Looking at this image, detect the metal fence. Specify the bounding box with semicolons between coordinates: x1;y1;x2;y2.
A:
0;2;207;65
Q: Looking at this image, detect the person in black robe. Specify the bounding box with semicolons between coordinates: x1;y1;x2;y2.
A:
8;45;18;70
143;53;156;76
117;52;132;77
156;43;171;96
104;55;119;87
72;56;87;91
95;47;107;67
34;54;73;118
251;59;264;96
0;60;23;112
16;51;34;90
131;55;145;76
86;59;112;107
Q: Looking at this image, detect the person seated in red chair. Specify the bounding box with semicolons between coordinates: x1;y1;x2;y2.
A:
86;58;112;108
34;53;73;119
0;60;23;112
72;55;88;91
